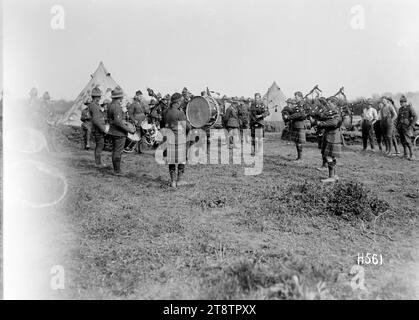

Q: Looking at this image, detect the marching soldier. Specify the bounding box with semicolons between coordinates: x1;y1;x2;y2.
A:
224;99;241;148
250;93;270;150
163;92;191;188
108;86;136;176
313;99;343;183
81;96;93;150
88;87;110;168
396;95;417;160
287;92;307;162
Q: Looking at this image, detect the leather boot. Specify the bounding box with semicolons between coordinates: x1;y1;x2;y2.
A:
408;146;415;161
177;169;188;186
316;157;328;171
170;170;177;188
294;146;302;162
403;146;408;159
322;165;337;183
94;154;107;168
113;159;124;176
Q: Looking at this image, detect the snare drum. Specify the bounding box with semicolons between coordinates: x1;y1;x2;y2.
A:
186;96;220;128
127;132;141;142
141;119;153;130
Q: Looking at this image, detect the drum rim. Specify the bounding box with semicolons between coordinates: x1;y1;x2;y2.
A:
186;96;220;129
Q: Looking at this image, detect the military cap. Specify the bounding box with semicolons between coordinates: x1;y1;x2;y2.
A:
111;86;124;99
399;95;407;103
84;97;93;105
135;90;142;96
182;87;189;94
91;86;102;97
170;92;183;105
294;91;303;98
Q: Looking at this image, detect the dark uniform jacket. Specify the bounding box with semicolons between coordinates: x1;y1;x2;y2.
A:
238;103;250;128
396;104;417;130
250;102;270;127
224;104;240;128
281;105;292;123
163;107;190;135
108;100;133;137
89;101;107;133
317;116;343;144
128;100;147;125
288;102;306;130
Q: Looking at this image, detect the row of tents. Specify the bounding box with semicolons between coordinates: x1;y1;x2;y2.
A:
59;62;287;127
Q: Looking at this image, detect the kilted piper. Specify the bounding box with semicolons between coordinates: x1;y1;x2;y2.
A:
288;92;307;162
314;99;343;183
163;92;191;188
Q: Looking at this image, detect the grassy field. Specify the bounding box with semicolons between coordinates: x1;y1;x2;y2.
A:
35;131;419;299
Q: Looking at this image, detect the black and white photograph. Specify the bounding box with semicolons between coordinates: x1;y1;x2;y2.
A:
1;0;419;304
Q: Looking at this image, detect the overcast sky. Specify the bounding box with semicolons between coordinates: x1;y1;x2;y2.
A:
2;0;419;100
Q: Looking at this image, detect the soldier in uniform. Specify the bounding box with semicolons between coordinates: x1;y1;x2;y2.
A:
250;93;270;150
81;96;93;150
224;99;241;149
88;87;110;168
125;90;147;153
396;95;417;160
163;93;191;188
287;92;307;162
312;99;343;183
128;90;147;131
238;98;251;144
180;87;191;114
108;86;136;175
310;97;331;170
281;98;294;143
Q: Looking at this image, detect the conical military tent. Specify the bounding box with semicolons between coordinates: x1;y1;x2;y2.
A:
262;82;287;122
59;62;127;126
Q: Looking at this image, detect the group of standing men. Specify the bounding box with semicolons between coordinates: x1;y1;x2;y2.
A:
361;95;417;161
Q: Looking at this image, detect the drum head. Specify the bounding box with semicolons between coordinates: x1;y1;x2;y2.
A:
141;120;152;130
127;132;140;141
187;96;211;128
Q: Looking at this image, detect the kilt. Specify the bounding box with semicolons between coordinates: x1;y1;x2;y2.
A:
321;136;341;158
290;128;306;144
166;142;187;164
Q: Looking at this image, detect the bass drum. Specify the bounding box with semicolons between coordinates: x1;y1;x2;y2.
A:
186;96;220;129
